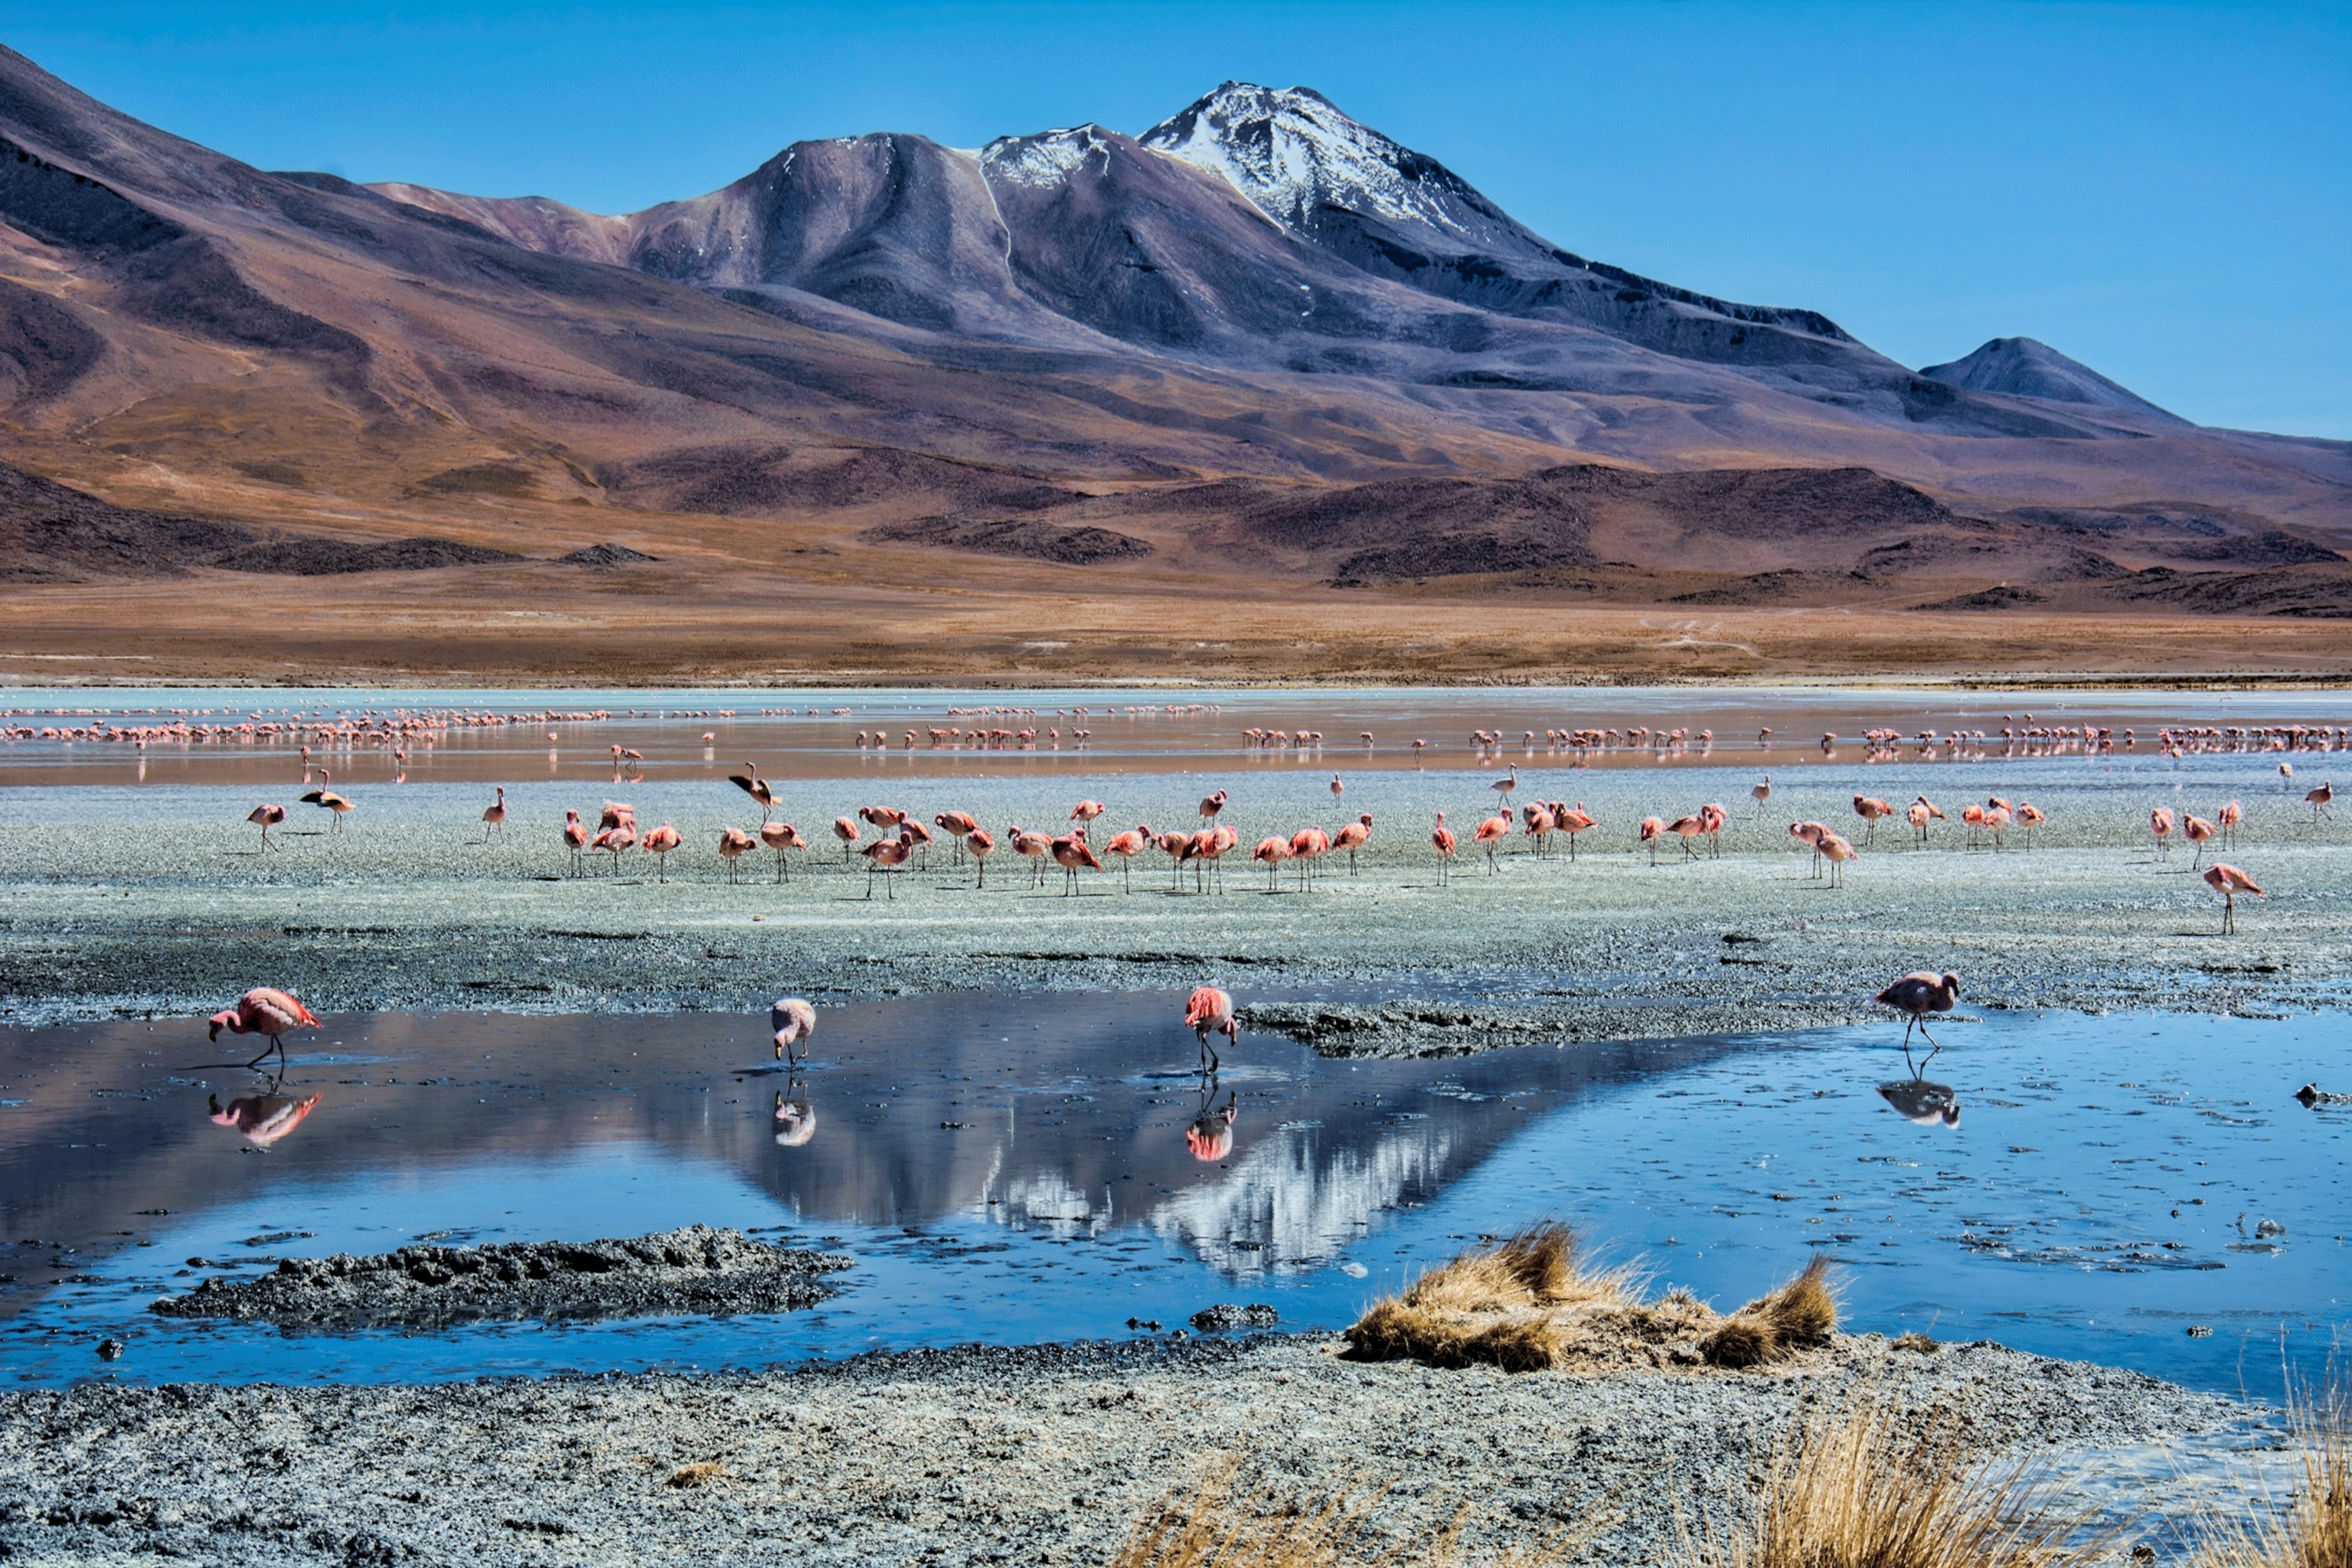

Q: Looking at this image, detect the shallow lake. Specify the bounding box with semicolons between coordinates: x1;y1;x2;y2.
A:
2;998;2341;1397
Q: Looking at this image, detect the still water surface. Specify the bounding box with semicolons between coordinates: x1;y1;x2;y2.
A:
1;998;2342;1397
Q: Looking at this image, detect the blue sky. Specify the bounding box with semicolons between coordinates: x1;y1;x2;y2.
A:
7;2;2346;436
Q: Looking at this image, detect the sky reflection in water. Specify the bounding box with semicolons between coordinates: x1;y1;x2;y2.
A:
0;998;2342;1397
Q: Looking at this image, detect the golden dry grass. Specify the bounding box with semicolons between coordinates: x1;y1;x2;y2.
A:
1701;1257;1841;1369
1680;1390;2103;1568
1112;1462;1581;1568
2191;1390;2352;1568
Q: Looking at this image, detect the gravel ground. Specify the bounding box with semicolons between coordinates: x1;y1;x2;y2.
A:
2;762;2344;1041
0;1332;2265;1567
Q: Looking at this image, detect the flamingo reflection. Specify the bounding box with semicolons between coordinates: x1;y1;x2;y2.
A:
1186;1082;1237;1162
1875;1078;1960;1127
208;1084;322;1147
773;1082;817;1148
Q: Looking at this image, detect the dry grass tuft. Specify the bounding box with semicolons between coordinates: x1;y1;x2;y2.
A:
665;1461;726;1488
2190;1390;2352;1568
1112;1462;1581;1568
1681;1390;2101;1568
1343;1222;1650;1374
1701;1258;1840;1369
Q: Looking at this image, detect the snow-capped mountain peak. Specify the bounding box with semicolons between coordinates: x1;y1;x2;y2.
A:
1139;81;1490;237
980;124;1117;188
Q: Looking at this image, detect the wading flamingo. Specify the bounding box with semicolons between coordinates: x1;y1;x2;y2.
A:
1070;799;1106;828
1252;835;1292;891
1103;825;1150;890
760;819;806;882
1819;831;1857;887
207;988;322;1070
1198;789;1228;824
1329;774;1345;799
1009;826;1054;888
2203;862;2264;935
247;803;286;851
2150;807;2175;859
2182;814;2218;870
1981;802;2011;852
1852;795;1893;848
728;767;778;822
771;998;816;1063
1431;812;1458;884
481;786;508;844
717;826;756;882
642;822;682;880
1751;776;1772;818
1664;813;1707;861
1875;971;1960;1073
299;774;352;832
2308;781;2334;825
1474;812;1512;874
2216;799;2242;851
965;827;995;887
833;815;861;863
1051;831;1103;895
1638;815;1667;866
1789;820;1831;877
1522;802;1556;859
562;808;590;876
1184;985;1237;1071
861;831;913;898
1491;769;1518;809
1555;802;1596;861
2014;801;2045;850
1286;825;1330;891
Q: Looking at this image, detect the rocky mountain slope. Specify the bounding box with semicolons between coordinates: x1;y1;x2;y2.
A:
0;43;2343;675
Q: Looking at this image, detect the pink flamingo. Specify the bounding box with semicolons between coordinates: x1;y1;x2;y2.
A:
562;808;590;876
1070;799;1106;827
717;826;757;883
1875;971;1961;1073
858;804;906;830
2014;801;2045;850
642;822;682;880
481;786;508;843
1198;789;1228;824
2203;863;2264;934
1981;802;2011;852
935;810;980;865
965;827;995;887
861;831;914;898
2150;807;2175;859
1638;815;1668;866
1103;825;1151;891
1184;985;1238;1071
1051;831;1103;895
1906;800;1932;847
1556;802;1596;861
833;815;861;863
1521;802;1555;859
771;998;817;1063
760;820;806;882
728;767;777;822
1285;825;1330;891
1332;812;1374;874
1664;813;1707;861
299;773;352;832
1008;825;1054;888
1699;802;1727;858
2182;814;2218;870
1852;795;1893;848
2216;799;2242;851
247;802;286;851
1788;819;1831;877
1252;835;1292;891
1430;812;1458;884
1473;812;1511;874
207;988;323;1070
1960;802;1988;850
2308;781;2334;825
1819;831;1857;887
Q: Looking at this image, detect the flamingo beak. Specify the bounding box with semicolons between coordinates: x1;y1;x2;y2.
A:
775;1033;788;1060
208;1018;224;1042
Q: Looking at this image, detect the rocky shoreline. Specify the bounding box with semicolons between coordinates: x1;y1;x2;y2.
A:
0;1332;2265;1566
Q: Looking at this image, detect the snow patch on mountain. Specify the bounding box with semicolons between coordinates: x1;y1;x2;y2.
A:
981;126;1114;188
1139;81;1478;237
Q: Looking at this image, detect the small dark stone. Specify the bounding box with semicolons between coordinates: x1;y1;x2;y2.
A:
1190;1303;1279;1332
95;1338;124;1361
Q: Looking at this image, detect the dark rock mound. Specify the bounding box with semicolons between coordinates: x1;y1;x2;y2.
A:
210;536;524;574
558;541;658;567
1671;569;1870;606
0;458;256;580
149;1223;849;1330
1190;1302;1279;1331
862;516;1152;564
2103;563;2352;619
1913;584;2050;611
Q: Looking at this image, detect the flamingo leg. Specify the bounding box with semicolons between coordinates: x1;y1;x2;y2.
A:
244;1034;285;1071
